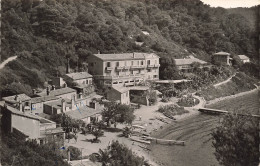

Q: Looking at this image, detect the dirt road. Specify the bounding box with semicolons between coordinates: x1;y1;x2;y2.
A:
0;56;18;70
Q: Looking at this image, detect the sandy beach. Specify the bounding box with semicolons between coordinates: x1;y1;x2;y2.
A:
148;87;259;166
65;86;258;166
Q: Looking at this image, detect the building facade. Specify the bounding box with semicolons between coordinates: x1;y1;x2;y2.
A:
87;52;160;87
238;55;250;63
65;72;93;86
213;52;232;66
107;87;130;105
174;58;208;72
0;104;64;144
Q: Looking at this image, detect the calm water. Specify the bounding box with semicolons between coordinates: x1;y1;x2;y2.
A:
150;91;259;166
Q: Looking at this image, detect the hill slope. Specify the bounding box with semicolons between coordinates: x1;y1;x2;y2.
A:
1;0;258;97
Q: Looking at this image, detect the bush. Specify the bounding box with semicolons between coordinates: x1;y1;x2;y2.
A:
68;146;81;160
158;104;189;118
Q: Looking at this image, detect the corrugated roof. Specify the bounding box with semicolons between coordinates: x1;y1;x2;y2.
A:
37;87;76;97
238;55;249;60
66;72;92;80
31;96;58;103
93;52;159;61
65;104;103;119
3;94;31;103
175;58;207;66
214;52;230;56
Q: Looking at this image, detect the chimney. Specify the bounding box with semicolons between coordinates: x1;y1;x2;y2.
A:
32;89;36;95
64;83;67;88
52;85;56;91
71;95;75;110
67;149;71;161
46;87;50;96
61;99;66;113
98;50;100;54
79;92;83;99
14;95;18;101
19;101;23;112
133;52;135;58
66;58;70;74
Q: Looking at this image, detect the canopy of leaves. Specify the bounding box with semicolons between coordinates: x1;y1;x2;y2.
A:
1;0;258;94
212;114;259;166
102;102;135;127
90;140;148;166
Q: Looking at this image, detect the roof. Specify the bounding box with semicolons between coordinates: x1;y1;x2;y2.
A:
238;55;249;60
69;159;102;166
44;98;71;109
65;104;103;120
40;127;64;137
175;58;207;66
0;104;40;121
65;72;92;80
128;86;150;91
31;96;58;104
155;79;192;84
111;86;129;93
214;52;230;56
37;87;76;97
2;94;31;103
93;52;159;61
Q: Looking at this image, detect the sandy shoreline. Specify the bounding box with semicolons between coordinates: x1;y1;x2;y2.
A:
65;87;259;166
144;86;259;166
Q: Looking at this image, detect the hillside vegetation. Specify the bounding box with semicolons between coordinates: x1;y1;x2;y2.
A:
1;0;258;97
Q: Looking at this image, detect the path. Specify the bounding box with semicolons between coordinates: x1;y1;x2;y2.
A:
213;72;237;87
0;56;18;70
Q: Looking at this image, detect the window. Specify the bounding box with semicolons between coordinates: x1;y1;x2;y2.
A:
116;72;119;75
86;80;89;84
116;62;119;66
83;81;86;84
147;60;150;65
148;69;151;72
107;62;111;67
141;61;144;65
131;71;134;75
131;61;134;66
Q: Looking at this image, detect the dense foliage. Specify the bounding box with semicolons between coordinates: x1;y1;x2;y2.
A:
0;132;70;166
102;102;135;127
90;140;148;166
1;0;258;97
212;114;259;166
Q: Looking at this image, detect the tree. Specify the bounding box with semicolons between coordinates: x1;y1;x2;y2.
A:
90;140;148;166
102;102;135;127
212;114;259;166
92;129;104;142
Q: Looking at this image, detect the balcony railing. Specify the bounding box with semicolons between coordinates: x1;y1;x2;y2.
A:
106;67;113;70
94;74;145;80
115;66;124;71
147;64;160;68
130;65;145;69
